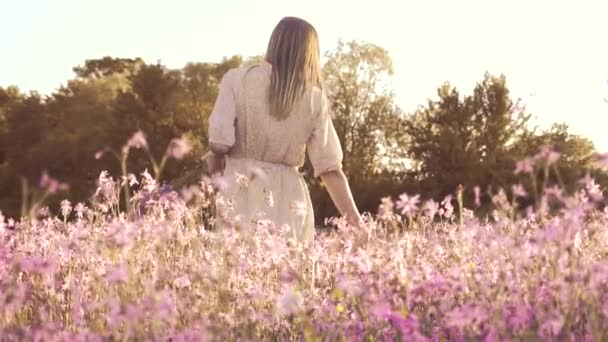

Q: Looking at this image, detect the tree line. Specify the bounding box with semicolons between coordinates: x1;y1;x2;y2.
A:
0;41;605;222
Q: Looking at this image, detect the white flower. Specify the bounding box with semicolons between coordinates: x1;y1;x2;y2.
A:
60;199;72;218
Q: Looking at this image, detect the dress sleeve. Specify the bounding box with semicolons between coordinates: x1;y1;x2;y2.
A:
208;69;237;147
306;90;344;178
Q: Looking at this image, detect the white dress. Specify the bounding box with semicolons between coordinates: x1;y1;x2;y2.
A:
207;62;343;242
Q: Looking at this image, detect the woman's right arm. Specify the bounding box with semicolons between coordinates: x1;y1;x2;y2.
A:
320;169;363;227
308;89;363;228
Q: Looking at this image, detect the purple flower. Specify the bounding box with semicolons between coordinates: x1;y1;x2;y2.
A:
444;304;488;331
539;314;564;338
336;276;363;297
19;256;58;275
275;287;303;316
104;264;129;283
396;193;420;215
579;174;603;202
370;300;392;319
504;303;534;331
166;137;192;160
39;171;69;194
535;145;561;165
387;313;426;340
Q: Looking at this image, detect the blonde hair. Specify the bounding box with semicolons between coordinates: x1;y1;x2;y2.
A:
265;17;323;119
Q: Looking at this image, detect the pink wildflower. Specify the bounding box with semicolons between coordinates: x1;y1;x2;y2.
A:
37;206;50;218
579;174;603;201
94;149;106;159
514;157;534;174
120;173;139;187
512;184;527;198
441;195;454;219
19;256;58;275
74;202;87;219
396;193;420;215
378;196;395;221
535;145;560;165
39;171;69;193
127;130;148;149
166;137;192;160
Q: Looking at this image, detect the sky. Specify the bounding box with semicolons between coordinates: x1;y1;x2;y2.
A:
2;0;607;151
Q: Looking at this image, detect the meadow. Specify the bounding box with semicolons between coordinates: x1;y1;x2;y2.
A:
1;132;608;341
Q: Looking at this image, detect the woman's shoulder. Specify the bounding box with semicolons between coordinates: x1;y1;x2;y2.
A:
222;62;272;87
309;86;328;116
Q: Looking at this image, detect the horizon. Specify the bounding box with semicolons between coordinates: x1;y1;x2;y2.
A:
2;0;607;151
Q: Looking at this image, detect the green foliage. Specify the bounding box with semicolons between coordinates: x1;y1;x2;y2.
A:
0;45;603;222
404;74;532;204
0;57;243;217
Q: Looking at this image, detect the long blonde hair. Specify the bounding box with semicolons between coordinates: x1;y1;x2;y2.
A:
265;17;323;119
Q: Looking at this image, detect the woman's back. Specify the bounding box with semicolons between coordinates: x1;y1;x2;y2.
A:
209;61;343;178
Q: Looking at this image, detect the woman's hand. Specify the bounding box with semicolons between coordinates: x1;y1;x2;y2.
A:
319;169;363;229
203;151;225;176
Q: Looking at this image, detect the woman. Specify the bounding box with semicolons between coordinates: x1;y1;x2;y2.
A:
205;16;362;242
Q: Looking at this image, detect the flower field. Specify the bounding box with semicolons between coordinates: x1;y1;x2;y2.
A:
2;136;608;341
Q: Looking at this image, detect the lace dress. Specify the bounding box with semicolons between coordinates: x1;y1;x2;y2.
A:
208;62;343;242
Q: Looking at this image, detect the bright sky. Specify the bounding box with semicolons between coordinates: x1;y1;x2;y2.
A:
2;0;607;151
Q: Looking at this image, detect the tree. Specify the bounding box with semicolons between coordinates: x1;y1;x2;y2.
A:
322;40;406;180
403;73;531;204
306;41;410;221
73;57;145;79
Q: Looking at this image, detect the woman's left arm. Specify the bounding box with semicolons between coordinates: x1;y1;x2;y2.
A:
206;68;237;175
